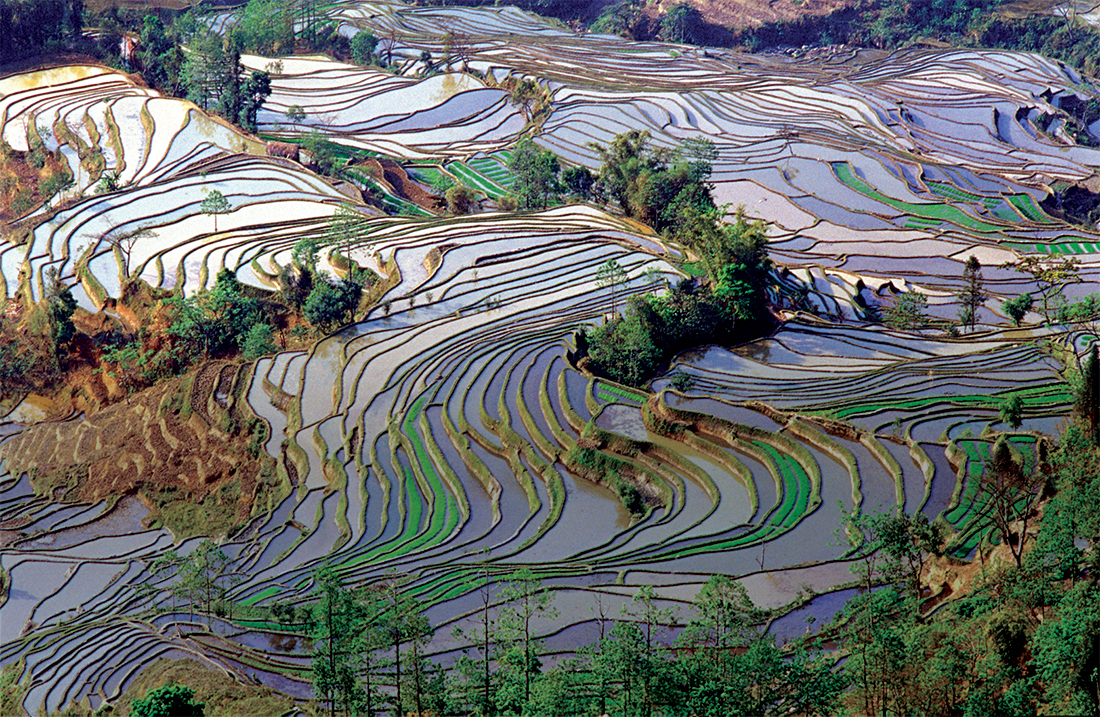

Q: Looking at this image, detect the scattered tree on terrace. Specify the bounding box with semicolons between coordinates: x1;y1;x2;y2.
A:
351;30;378;65
445;184;479;215
508;136;561;210
595;258;628;315
239;322;279;360
561;165;595;200
100;225;157;282
234;0;296;55
200;189;231;234
286;105;306;124
884;291;928;329
978;437;1047;567
377;571;432;716
310;565;366;717
1002;254;1080;323
450;558;497;717
1003;292;1033;326
495;569;558;711
956;254;986;332
1000;392;1024;429
131;682;205;717
303;275;363;330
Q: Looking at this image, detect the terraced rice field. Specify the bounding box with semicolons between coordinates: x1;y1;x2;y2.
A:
1;1;1097;712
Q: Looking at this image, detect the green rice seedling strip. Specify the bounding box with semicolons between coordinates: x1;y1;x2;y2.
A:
829;382;1070;419
400;395;459;546
1007;193;1052;222
833;163;1006;235
596;381;647;405
445;161;508;198
240;586;280;607
754;443;806;528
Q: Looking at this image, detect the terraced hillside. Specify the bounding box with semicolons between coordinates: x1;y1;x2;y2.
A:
0;1;1097;713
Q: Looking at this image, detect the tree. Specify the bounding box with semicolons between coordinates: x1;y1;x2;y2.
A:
304;275;362;329
130;682;205;717
595;258;628;315
561;165;594;199
1002;254;1081;323
377;571;432;716
351;30;377;65
239;322;278;359
100;225;157;281
286;105;306;124
660;2;705;44
310;566;367;717
200;189;231;233
445;184;478;215
451;559;496;717
496;569;558;711
1075;344;1099;444
1000;393;1024;429
1003;292;1033;325
884;291;928;329
978;437;1045;567
508;137;561;210
956;254;986;331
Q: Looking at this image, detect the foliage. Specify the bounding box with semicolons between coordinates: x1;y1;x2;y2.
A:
1000;393;1024;429
200;189;232;233
508;136;561;210
130;682;205;717
957;254;986;331
350;31;378;65
660;2;706;44
303;275;363;330
1003;292;1033;326
239;322;279;360
1075;344;1100;444
445;183;479;215
1003;254;1080;323
883;291;928;329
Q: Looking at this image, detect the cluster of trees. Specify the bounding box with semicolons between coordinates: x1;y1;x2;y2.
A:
736;0;1100;79
0;269;77;397
288;566;842;717
0;0;84;63
566;132;772;386
834;417;1100;715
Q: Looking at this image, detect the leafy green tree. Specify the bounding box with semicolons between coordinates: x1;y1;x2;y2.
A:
450;560;497;717
957;254;986;331
595;258;628;315
1077;344;1100;444
884;291;928;329
496;569;558;711
561;165;594;200
587;296;663;386
43;267;77;351
1002;254;1081;323
377;571;432;716
1003;292;1033;325
286;105;306;124
239;322;279;359
978;437;1045;567
200;189;231;233
351;30;378;64
1000;392;1024;429
310;566;367;717
508;136;561;210
303;275;362;330
236;0;295;55
445;184;478;215
130;682;205;717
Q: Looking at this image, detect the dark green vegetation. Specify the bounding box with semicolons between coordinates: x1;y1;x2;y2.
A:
129;682;205;717
281;566;844;717
578;132;773;387
735;0;1100;78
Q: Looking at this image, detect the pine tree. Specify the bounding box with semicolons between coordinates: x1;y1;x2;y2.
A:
957;254;986;332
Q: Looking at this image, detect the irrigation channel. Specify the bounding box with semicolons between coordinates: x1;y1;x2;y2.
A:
1;1;1098;712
